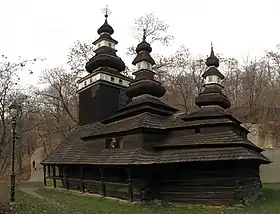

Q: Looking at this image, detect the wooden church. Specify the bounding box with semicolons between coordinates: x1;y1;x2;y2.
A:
42;10;270;205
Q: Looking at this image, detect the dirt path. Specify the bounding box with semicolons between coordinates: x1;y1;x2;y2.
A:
19;187;84;214
19;187;62;207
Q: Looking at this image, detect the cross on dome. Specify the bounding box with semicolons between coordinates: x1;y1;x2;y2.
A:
101;5;112;19
143;28;147;41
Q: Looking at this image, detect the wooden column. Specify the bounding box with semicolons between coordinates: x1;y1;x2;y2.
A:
43;165;47;186
127;168;133;202
47;165;51;177
80;167;84;193
64;167;69;190
52;165;56;188
100;168;105;197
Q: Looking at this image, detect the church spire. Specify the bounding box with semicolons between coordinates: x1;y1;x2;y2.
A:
98;5;114;35
126;29;166;98
195;45;231;109
206;42;219;67
102;30;177;123
85;6;125;73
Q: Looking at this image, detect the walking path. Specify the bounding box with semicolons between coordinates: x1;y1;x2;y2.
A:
19;186;84;214
19;187;62;207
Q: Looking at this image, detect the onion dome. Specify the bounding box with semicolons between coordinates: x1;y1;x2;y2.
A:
195;44;231;109
132;32;155;66
85;8;125;73
126;29;165;99
135;33;152;53
97;18;114;35
102;30;177;123
205;45;219;67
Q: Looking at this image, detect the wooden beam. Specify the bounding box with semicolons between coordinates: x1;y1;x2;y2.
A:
126;168;133;202
47;165;51;177
43;165;47;186
80;167;85;193
100;168;105;197
52;165;56;188
64;167;69;190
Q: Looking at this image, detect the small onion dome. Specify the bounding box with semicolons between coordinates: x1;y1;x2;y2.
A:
206;46;219;67
97;19;114;35
132;52;155;65
133;31;155;65
136;41;152;53
126;80;166;98
202;67;225;79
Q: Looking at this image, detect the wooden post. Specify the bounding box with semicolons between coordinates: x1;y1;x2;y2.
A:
80;167;84;193
64;167;69;190
47;165;51;177
43;165;47;186
127;168;133;202
100;168;105;197
52;165;56;188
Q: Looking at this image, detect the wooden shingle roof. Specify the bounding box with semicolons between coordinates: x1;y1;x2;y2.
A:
42;146;270;165
42;106;269;166
154;130;262;151
82;112;169;139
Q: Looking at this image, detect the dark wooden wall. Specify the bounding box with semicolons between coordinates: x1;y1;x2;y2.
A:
79;83;127;125
155;161;262;204
142;132;166;150
121;134;143;149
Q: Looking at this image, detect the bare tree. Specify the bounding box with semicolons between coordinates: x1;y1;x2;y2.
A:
31;67;79;155
0;55;37;177
127;13;174;56
155;46;205;112
67;40;95;75
38;67;78;125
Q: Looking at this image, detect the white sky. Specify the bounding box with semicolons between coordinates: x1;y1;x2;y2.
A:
0;0;280;86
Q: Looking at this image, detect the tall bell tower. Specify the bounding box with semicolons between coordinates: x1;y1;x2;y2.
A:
77;6;132;125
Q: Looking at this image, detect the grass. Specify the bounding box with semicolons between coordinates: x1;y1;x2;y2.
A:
15;191;63;214
15;182;280;214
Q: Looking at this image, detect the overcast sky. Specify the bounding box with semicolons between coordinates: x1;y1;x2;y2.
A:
1;0;280;85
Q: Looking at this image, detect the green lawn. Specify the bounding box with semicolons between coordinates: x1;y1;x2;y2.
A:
15;182;280;214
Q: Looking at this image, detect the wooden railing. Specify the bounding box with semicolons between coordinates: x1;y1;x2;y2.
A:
45;175;133;201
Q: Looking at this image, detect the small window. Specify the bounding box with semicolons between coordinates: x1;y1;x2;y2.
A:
111;138;119;148
208;76;213;82
137;64;140;69
194;127;201;134
90;78;93;83
84;81;87;86
105;138;120;149
108;42;112;47
119;79;123;84
98;43;101;47
111;76;115;82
